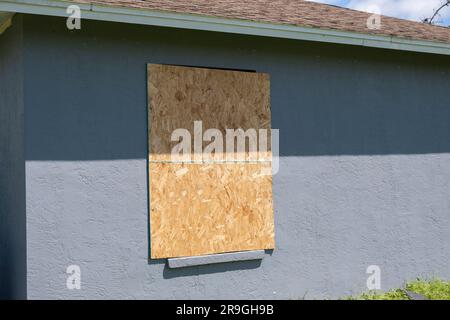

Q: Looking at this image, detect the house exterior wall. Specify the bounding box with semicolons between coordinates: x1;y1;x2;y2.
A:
21;14;450;299
0;15;26;299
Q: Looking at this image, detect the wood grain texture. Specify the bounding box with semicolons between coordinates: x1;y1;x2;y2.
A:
148;64;271;161
149;163;274;258
148;64;274;258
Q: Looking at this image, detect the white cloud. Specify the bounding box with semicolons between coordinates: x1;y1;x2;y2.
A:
308;0;450;24
348;0;450;23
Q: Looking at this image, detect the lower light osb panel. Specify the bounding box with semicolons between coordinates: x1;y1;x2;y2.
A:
149;163;275;258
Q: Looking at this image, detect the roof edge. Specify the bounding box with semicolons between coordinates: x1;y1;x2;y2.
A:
0;11;14;35
1;0;450;56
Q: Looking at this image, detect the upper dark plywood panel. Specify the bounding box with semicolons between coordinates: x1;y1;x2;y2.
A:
148;64;271;161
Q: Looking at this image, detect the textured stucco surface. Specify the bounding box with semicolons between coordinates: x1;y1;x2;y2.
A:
0;15;26;299
26;156;450;299
21;15;450;299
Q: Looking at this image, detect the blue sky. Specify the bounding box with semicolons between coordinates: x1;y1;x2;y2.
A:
309;0;450;26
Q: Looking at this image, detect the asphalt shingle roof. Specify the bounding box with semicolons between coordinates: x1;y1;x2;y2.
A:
73;0;450;44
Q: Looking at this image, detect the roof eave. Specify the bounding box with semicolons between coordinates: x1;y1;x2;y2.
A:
0;11;14;34
1;0;450;56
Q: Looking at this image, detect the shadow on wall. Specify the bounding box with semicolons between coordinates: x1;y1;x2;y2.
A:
163;260;262;279
23;16;450;162
0;15;26;300
146;258;263;279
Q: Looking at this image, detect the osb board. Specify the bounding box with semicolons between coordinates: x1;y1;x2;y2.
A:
148;64;274;258
148;64;271;161
149;163;275;258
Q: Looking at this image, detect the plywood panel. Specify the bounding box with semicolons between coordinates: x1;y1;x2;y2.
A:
148;64;271;161
150;163;274;258
148;64;274;258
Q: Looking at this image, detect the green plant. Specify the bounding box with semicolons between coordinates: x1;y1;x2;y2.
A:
345;278;450;300
346;288;409;300
405;278;450;300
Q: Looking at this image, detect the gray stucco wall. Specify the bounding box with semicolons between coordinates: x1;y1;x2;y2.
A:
0;15;26;299
21;14;450;299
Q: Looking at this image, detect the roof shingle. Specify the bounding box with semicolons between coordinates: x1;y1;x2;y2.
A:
73;0;450;44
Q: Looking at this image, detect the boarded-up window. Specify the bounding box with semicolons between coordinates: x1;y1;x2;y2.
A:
148;64;274;258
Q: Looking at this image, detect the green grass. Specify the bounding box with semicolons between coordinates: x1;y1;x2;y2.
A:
346;278;450;300
406;278;450;300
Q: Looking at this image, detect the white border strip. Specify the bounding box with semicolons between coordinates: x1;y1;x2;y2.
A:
1;0;450;55
167;250;265;268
